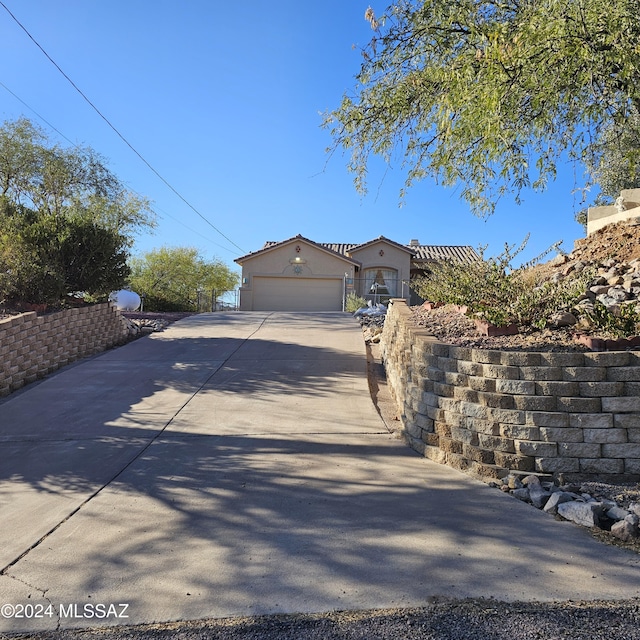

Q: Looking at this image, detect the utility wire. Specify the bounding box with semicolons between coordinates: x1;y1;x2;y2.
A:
0;79;240;257
0;1;246;255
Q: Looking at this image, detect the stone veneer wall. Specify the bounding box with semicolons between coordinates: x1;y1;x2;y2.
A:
0;303;130;397
381;299;640;483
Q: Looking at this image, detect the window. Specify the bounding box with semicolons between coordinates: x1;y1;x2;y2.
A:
363;268;398;297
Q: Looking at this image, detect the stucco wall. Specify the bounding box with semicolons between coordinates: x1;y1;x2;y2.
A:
350;240;412;283
0;303;130;397
381;299;640;483
238;239;356;310
587;188;640;235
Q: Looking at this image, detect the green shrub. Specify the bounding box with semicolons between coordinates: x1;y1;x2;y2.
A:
512;268;595;330
583;301;640;338
410;236;588;328
0;208;129;305
345;291;368;312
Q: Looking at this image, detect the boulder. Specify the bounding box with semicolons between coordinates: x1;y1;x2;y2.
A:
611;519;639;542
548;311;577;327
557;501;605;528
543;492;575;515
605;506;630;522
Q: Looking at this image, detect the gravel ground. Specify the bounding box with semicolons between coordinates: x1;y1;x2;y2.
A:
4;599;640;640
411;305;592;352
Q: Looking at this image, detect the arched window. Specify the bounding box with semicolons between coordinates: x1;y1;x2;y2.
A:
363;268;398;297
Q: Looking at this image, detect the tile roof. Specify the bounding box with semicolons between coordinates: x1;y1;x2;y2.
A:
237;235;479;264
235;234;360;265
410;245;479;263
320;242;478;263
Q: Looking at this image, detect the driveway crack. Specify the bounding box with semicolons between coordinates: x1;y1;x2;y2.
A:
1;314;272;575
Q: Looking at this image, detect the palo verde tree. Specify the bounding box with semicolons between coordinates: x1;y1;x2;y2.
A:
128;247;239;311
324;0;640;216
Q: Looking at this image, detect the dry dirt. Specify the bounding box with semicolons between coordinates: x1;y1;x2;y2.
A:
411;305;590;351
411;219;640;352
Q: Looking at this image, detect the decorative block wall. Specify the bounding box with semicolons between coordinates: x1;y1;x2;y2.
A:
0;303;130;397
381;299;640;483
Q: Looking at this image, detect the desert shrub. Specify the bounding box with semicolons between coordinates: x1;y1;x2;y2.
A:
411;236;588;327
345;291;368;312
512;268;596;329
583;301;640;338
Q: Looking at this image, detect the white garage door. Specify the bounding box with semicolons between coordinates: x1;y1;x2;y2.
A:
252;276;343;311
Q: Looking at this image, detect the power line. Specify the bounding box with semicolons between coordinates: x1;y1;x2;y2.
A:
0;80;75;146
0;79;241;257
0;1;246;255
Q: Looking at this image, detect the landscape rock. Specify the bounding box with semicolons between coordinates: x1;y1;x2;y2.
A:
543;491;575;515
606;506;630;521
606;287;629;303
522;475;552;508
489;473;640;548
548;311;577;327
358;307;387;344
507;475;524;490
557;501;604;528
610;519;640;542
512;488;530;501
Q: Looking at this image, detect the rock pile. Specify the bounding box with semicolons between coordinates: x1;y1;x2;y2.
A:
497;474;640;543
549;254;640;325
533;219;640;326
121;316;169;337
355;305;386;344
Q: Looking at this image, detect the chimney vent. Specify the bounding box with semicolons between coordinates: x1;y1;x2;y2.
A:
409;239;420;246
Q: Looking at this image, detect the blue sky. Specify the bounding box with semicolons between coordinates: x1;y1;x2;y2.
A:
0;1;589;277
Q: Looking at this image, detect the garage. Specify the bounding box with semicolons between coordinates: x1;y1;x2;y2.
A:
251;276;343;311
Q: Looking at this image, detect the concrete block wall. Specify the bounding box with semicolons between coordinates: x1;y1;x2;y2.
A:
0;303;130;397
381;299;640;483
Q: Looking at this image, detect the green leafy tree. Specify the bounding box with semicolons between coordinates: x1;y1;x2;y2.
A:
585;110;640;200
128;247;239;311
0;117;156;241
59;219;130;294
0;203;130;305
0;117;153;306
324;0;640;215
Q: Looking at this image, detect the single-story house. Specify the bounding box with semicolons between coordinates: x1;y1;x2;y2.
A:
234;235;478;312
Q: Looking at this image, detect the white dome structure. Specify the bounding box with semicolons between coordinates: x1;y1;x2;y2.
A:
109;289;141;311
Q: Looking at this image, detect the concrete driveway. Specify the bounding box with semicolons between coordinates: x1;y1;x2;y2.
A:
0;312;638;633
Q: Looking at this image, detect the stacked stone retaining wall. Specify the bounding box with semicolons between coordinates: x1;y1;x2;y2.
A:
0;303;130;397
381;299;640;483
